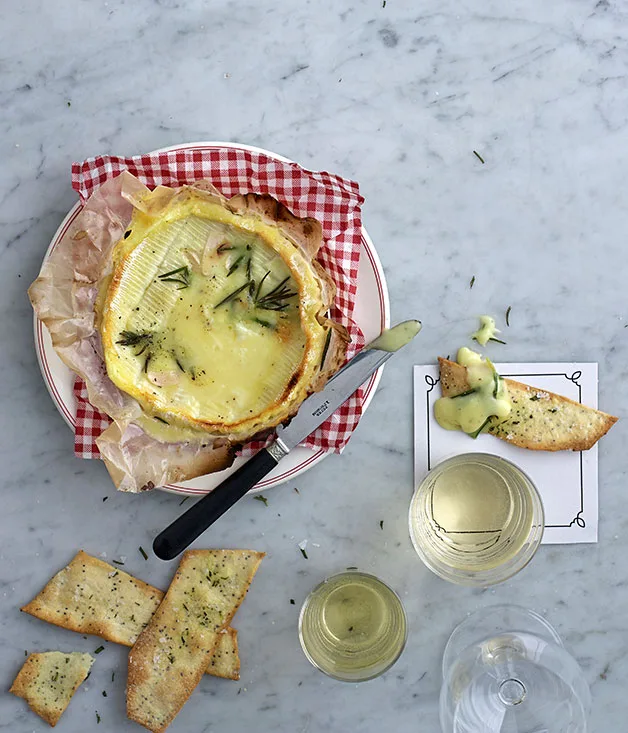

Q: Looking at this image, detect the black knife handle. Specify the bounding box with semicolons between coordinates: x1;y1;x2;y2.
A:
153;448;279;561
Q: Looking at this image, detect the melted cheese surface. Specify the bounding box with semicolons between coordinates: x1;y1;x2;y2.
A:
100;195;328;439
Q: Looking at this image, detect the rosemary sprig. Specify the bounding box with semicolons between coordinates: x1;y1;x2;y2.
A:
117;331;153;358
158;266;190;289
255;275;297;311
116;331;152;349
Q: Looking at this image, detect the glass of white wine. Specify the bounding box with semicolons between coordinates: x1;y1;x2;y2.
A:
409;453;544;586
440;605;591;733
298;570;407;682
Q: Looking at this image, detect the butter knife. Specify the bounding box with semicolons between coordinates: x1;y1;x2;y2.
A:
153;320;421;560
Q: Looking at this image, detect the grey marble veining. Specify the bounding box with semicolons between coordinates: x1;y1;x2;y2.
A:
2;0;628;730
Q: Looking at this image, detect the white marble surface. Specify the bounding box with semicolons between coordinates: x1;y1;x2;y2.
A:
1;0;627;730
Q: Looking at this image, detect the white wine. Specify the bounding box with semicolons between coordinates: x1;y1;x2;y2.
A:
409;454;544;585
298;571;406;682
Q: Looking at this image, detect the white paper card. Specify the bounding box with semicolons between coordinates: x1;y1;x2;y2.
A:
413;363;598;544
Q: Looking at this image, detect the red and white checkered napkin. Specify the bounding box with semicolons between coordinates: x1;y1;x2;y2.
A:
71;146;366;460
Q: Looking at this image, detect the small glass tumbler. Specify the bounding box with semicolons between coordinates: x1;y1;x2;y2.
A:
409;453;544;586
298;570;407;682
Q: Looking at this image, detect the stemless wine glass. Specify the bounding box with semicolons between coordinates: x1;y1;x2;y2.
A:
298;570;407;682
409;453;544;586
440;605;591;733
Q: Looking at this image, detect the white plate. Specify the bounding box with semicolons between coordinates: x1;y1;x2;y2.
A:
34;142;390;495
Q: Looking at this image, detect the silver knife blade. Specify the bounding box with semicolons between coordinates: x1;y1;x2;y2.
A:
275;319;421;453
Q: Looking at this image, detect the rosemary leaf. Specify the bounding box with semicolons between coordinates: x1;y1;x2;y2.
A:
227;255;244;277
452;389;476;399
473;150;485;164
254;495;269;506
320;328;332;370
139;546;148;561
468;416;493;439
488;337;507;345
505;305;512;327
255;271;271;301
469;275;476;289
493;371;500;398
214;281;252;308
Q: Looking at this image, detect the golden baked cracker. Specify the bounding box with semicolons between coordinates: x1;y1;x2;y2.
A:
21;551;240;680
207;627;240;681
127;549;264;733
10;651;93;727
439;357;618;450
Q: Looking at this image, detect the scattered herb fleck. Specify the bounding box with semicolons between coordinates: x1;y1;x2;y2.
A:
96;711;101;724
102;496;108;502
294;487;300;495
530;394;540;401
299;547;309;559
94;646;104;654
254;495;269;507
290;599;295;605
488;337;507;345
469;275;476;289
123;229;132;239
379;520;384;530
600;663;610;680
139;546;148;561
24;650;28;657
168;653;175;664
347;566;358;570
382;0;386;6
179;496;190;506
505;305;511;327
348;626;354;632
154;416;169;425
52;671;58;681
473;150;485;164
112;559;124;565
102;690;107;697
111;672;115;682
67;100;71;107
